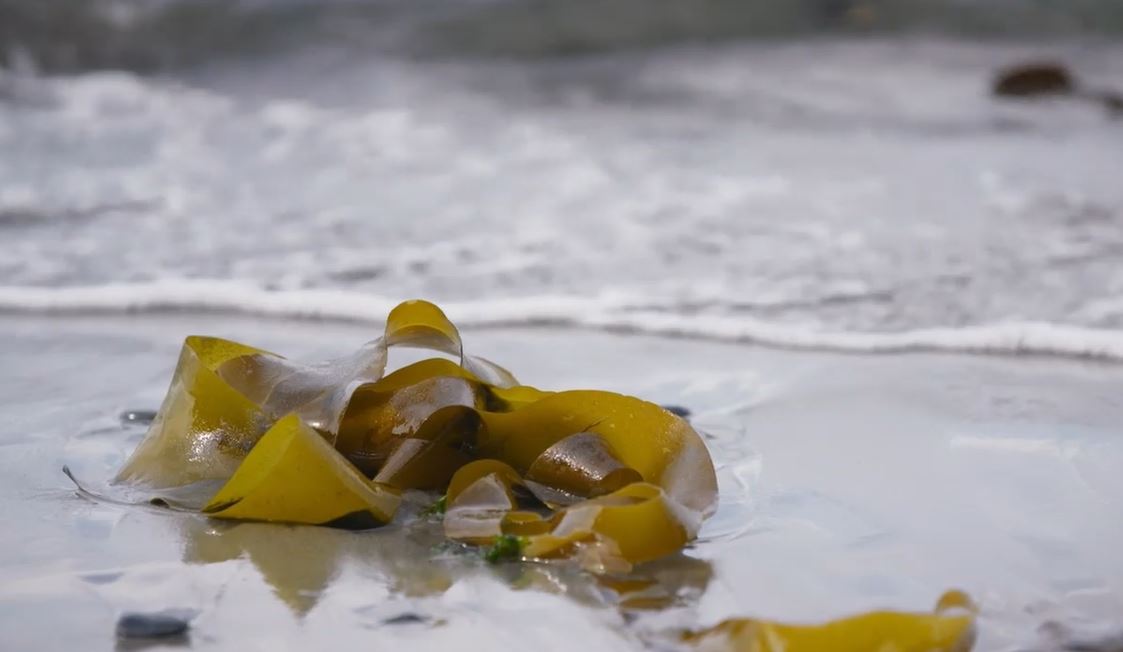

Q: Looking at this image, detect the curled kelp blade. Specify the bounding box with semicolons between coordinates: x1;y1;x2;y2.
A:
203;414;400;528
109;298;718;571
336;359;488;476
346;389;717;524
525;432;643;504
341;384;717;519
685;591;977;652
339;382;717;570
441;458;698;572
371;406;483;491
476;391;718;517
214;299;518;436
115;300;519;495
383;300;518;389
446;459;524;504
443;460;524;543
522;483;693;572
218;339;389;436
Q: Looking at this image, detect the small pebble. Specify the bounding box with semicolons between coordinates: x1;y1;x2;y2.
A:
382;613;429;626
120;410;158;426
992;62;1075;97
661;405;692;419
115;612;189;639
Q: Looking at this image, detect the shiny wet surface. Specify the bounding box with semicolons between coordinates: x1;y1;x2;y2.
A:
1;315;1121;650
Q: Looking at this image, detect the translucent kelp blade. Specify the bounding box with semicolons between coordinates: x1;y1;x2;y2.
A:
371;407;482;490
522;483;691;571
216;338;389;438
115;337;270;489
336;359;485;476
443;461;522;544
446;459;523;504
203;414;400;527
384;299;463;355
463;355;519;389
188;336;273;368
525;432;643;501
215;298;469;437
269;340;388;434
218;300;517;439
440;462;693;571
478;391;718;517
685;591;977;652
384;300;520;389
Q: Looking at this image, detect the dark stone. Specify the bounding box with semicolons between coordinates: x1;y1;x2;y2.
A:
992;62;1075;98
1101;91;1123;115
119;410;158;426
382;613;429;626
661;404;692;419
115;613;189;639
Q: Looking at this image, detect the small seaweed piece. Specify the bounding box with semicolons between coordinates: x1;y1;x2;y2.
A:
483;534;525;564
421;495;447;516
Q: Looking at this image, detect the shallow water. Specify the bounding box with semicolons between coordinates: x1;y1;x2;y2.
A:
1;315;1121;650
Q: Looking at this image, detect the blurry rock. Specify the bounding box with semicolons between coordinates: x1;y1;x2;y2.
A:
1039;619;1123;652
992;61;1123;116
119;410;158;426
381;613;429;626
661;405;692;419
1101;91;1123;116
992;62;1075;97
115;612;189;639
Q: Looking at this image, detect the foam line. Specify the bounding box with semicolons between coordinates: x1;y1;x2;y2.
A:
2;280;1122;361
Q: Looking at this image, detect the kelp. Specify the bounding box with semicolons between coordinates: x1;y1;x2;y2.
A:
113;299;718;571
201;414;400;528
108;299;978;649
684;590;978;652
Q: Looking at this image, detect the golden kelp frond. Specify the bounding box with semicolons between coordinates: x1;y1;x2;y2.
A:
114;300;716;569
476;391;718;516
335;359;486;476
203;414;400;528
115;337;269;490
685;590;977;652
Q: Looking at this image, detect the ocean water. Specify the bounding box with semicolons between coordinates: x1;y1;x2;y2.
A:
1;5;1123;357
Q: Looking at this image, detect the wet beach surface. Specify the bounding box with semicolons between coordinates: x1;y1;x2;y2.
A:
1;315;1121;651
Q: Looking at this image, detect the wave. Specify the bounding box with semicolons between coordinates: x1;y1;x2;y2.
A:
4;0;1123;72
3;279;1122;362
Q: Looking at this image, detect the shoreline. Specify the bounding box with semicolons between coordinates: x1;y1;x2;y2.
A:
3;283;1123;363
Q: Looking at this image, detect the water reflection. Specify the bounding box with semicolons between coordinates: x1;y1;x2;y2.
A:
176;515;713;620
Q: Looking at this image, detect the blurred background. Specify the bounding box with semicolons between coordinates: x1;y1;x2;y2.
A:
2;0;1122;340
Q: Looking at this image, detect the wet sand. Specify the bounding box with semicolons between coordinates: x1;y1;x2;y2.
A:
1;314;1121;650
